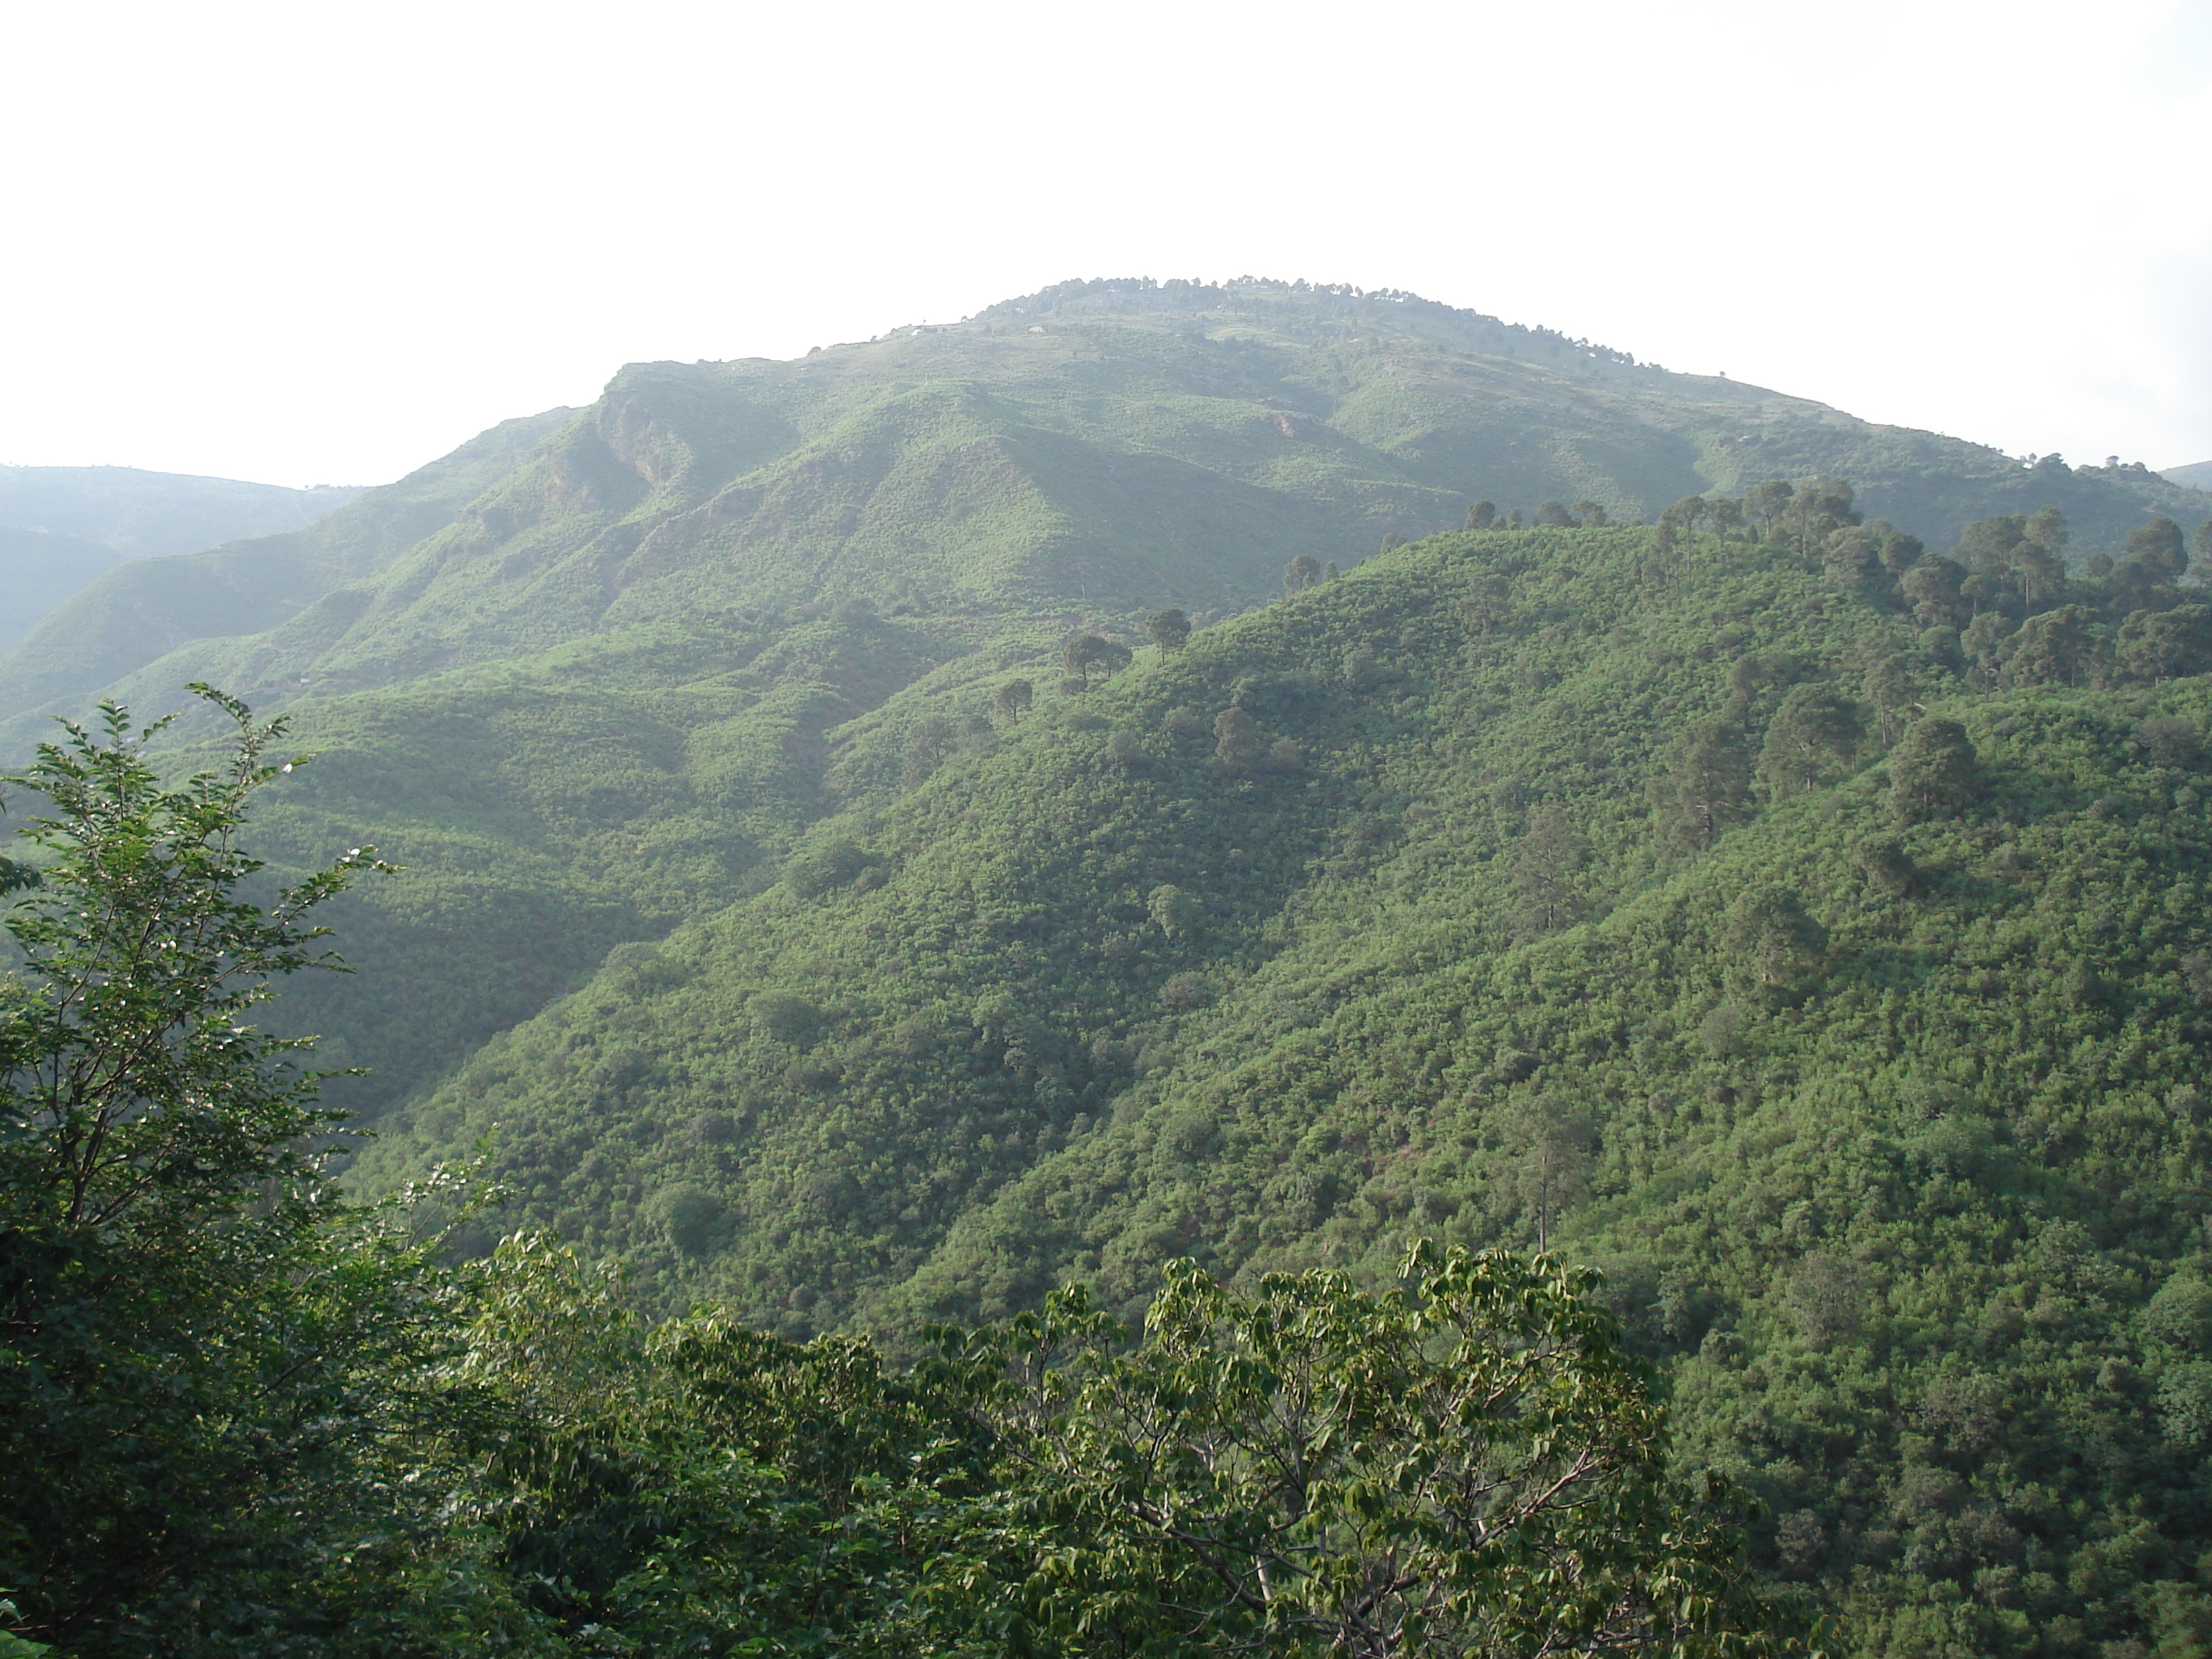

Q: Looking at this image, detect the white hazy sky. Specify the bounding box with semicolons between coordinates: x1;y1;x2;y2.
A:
2;0;2208;489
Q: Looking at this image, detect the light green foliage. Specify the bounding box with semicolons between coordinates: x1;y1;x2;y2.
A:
352;498;2212;1656
931;1242;1800;1657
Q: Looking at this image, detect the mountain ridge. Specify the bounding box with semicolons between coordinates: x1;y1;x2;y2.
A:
6;279;2199;747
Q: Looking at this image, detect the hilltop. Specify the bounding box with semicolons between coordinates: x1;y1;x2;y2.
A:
7;280;2198;734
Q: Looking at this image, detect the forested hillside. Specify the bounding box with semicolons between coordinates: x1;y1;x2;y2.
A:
353;488;2212;1657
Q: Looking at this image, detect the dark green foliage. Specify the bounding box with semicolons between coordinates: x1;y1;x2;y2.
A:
993;676;1034;721
1887;716;1978;822
2130;516;2189;570
1758;683;1865;801
2001;603;2097;687
2116;604;2212;684
1145;607;1192;652
930;1243;1799;1657
420;1234;1798;1658
1659;721;1752;851
1510;800;1588;938
1062;632;1133;689
0;694;488;1655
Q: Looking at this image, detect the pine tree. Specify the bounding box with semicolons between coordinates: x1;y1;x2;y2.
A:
1657;722;1751;853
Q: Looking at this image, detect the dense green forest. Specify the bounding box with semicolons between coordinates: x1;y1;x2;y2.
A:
11;279;2212;1655
339;483;2212;1657
1;700;1793;1655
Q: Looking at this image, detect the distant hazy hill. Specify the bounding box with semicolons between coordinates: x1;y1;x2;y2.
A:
0;463;361;556
2165;460;2212;492
0;463;363;648
0;526;129;654
0;415;569;735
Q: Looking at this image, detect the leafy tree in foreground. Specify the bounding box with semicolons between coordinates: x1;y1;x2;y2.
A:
1146;607;1193;653
0;691;496;1656
932;1242;1802;1657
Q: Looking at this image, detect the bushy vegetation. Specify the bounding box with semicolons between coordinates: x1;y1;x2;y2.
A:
349;483;2212;1657
4;283;2196;1142
0;710;1793;1653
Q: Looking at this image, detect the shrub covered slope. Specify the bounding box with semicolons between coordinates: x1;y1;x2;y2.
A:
364;496;2212;1656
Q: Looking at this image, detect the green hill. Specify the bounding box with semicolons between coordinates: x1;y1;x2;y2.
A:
2165;460;2212;493
9;280;2198;738
353;504;2212;1657
3;280;2200;1132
